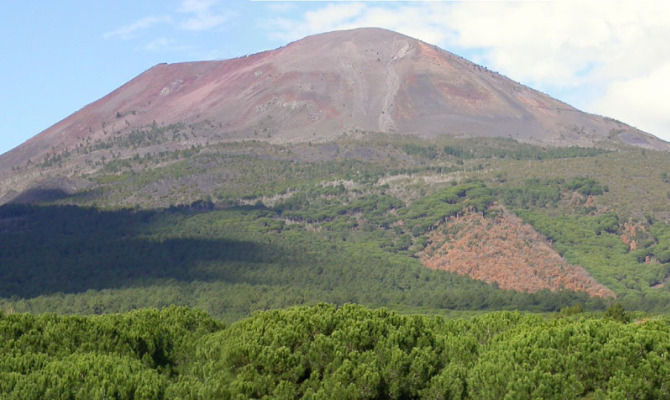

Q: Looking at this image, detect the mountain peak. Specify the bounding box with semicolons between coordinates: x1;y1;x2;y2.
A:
1;27;668;192
287;26;414;44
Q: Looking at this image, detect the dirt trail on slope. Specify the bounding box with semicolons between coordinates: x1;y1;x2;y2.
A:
377;39;408;132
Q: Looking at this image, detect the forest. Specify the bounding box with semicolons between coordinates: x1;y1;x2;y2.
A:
0;201;603;322
1;304;668;399
4;134;670;321
4;147;670;318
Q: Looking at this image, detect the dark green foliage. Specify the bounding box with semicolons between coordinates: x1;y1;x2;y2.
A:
566;177;606;196
499;178;564;208
399;182;494;235
604;303;631;323
469;317;670;399
558;303;584;317
649;223;670;263
196;304;478;399
0;307;221;400
2;354;167;400
441;139;608;161
5;305;664;399
499;177;609;209
277;189;403;225
403;143;439;159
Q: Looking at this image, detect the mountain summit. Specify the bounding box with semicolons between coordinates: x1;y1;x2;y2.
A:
0;27;667;197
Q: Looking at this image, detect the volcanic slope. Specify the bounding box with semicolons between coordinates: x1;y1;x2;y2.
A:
5;28;670;319
1;27;667;201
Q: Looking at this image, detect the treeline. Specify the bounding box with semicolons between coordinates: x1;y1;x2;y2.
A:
1;304;669;399
398;181;494;235
499;177;607;209
66;134;613;210
402;138;608;161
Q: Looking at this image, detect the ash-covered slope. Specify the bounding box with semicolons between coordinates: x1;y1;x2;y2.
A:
1;27;667;182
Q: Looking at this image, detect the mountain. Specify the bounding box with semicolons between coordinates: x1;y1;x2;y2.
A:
4;27;670;398
0;27;667;201
2;28;670;320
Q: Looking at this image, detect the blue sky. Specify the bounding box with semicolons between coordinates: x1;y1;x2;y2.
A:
2;0;669;155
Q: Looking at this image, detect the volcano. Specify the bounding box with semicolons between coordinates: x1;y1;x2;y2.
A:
0;27;667;199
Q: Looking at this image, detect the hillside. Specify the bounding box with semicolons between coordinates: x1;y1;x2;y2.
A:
1;28;670;320
3;143;670;318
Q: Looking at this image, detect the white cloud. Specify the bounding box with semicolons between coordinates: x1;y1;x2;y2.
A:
444;0;670;140
266;3;297;13
104;1;231;37
179;0;217;14
140;37;193;53
178;0;231;31
269;3;367;41
103;15;172;39
181;14;230;31
264;0;670;140
445;1;670;86
143;37;170;52
593;63;670;140
267;3;448;45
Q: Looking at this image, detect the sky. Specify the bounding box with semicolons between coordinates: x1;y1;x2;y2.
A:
2;0;670;155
